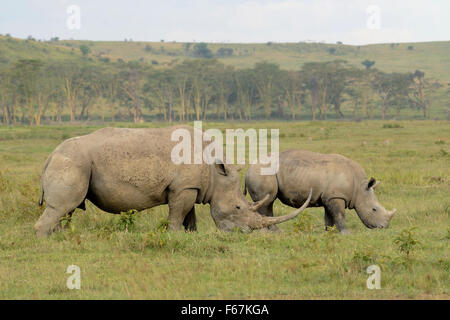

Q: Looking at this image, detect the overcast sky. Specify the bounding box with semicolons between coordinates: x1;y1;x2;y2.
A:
1;0;448;44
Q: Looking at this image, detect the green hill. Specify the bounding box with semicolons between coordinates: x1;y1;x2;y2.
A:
1;35;449;81
54;40;450;82
0;35;448;121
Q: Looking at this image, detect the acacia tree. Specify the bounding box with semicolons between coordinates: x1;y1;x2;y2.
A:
302;62;328;120
12;59;44;125
118;61;148;123
234;68;256;120
172;62;193;121
0;66;13;124
57;62;84;123
325;60;351;118
280;70;304;120
145;68;177;121
213;64;234;120
78;66;102;120
373;71;412;120
253;62;282;119
408;70;441;118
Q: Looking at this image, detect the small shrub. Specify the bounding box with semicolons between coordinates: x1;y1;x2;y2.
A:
438;149;449;158
117;210;136;232
293;211;314;233
143;228;169;248
394;226;421;258
382;123;403;129
60;214;74;233
155;218;169;232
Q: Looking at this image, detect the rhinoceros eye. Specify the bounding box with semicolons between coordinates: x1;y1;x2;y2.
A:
372;208;377;212
236;206;241;210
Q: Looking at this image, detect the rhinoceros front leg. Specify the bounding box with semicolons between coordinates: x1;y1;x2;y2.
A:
167;189;198;231
325;198;350;234
324;206;335;229
182;206;197;232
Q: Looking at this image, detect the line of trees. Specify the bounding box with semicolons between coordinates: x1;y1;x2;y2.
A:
0;57;441;125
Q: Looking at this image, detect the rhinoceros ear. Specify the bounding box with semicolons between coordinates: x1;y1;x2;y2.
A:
367;177;377;190
214;159;229;176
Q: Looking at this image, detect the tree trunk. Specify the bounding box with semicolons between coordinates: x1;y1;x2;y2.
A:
2;105;8;125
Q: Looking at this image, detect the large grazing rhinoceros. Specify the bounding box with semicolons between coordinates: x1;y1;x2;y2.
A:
34;126;311;237
244;149;396;233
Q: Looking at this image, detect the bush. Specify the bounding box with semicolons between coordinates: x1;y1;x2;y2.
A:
382;123;403;129
117;210;137;232
79;44;91;56
193;43;213;58
394;226;421;258
217;47;233;57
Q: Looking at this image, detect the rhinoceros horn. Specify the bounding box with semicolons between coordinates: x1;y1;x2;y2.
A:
387;208;397;221
248;189;312;229
249;194;270;211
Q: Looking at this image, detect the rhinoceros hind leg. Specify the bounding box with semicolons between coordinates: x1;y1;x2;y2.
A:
325;198;349;234
34;156;90;237
34;207;75;237
182;206;197;232
168;189;198;231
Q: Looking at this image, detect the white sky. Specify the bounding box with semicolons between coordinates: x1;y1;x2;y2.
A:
0;0;448;44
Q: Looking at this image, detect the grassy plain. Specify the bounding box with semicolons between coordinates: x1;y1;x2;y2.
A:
0;121;448;299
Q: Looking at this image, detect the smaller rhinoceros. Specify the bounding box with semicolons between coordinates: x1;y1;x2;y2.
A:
244;149;396;233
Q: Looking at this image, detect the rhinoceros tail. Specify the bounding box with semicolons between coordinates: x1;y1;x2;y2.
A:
39;189;44;206
38;154;52;206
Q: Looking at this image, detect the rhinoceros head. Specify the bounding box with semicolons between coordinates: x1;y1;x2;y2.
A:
208;161;311;232
354;177;396;229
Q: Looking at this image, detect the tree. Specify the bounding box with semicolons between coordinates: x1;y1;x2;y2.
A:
253;62;282;119
118;61;148;123
193;43;213;59
361;59;375;70
12;59;44;125
280;70;304;120
302;62;330;120
0;66;14;125
408;70;441;118
217;47;233;57
325;60;351;118
372;71;412;120
234;69;256;120
79;44;91;56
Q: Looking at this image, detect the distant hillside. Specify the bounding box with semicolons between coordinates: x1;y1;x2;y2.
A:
0;35;448;122
56;40;450;82
1;35;449;82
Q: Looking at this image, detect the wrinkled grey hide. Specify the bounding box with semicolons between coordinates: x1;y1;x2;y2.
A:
245;149;396;233
35;127;311;237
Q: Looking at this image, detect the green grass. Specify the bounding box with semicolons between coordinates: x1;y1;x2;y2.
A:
0;121;449;299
